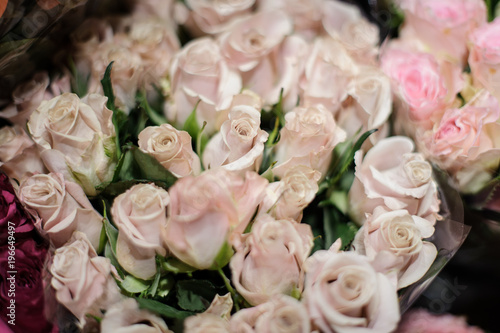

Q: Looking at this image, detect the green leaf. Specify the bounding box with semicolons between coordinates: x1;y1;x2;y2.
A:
69;57;89;97
136;298;194;319
101;62;116;111
148;256;163;297
163;257;197;274
175;280;218;312
183;101;201;138
137;90;168;126
121;275;151;294
97;221;107;255
131;146;177;186
322;206;359;250
104;242;125;279
176;286;206;312
104;216;119;254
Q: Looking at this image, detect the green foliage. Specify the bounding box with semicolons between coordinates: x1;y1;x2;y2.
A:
136;298;195;319
183;103;208;157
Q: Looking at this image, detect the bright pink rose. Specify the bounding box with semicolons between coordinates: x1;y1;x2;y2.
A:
381;49;461;128
273;104;346;178
302;241;400;333
419;91;500;193
50;232;122;326
399;0;486;64
469;17;500;101
162;169;267;269
138;124;201;178
167;37;242;133
202;95;268;173
348;136;441;226
230;214;313;305
353;207;437;289
112;183;170;280
396;308;484;333
229;295;310;333
19;173;103;249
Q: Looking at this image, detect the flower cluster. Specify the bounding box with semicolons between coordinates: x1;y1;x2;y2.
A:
0;0;468;332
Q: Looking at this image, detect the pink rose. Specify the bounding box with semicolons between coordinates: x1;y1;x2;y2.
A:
419;91;500;193
112;183;169;280
273;104;346;178
50;232;122;325
302;241;400;333
19;173;103;249
202;95;268;173
184;293;232;333
337;66;392;146
101;298;172;333
300;37;358;113
162;169;267;269
184;0;255;34
349;136;441;226
219;11;305;108
381;49;462;128
353;208;437;289
167;37;242;133
396;309;484;333
468;17;500;101
0;125;46;182
259;165;321;222
230;214;313;305
229;295;310;333
398;0;486;64
138;124;201;178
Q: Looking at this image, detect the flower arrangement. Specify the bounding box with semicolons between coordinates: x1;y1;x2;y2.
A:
1;0;496;332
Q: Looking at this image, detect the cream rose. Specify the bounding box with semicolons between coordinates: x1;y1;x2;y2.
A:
468;17;500;102
138;124;201;178
273;104;346;178
230;214;313;305
259;165;321;222
19;173;103;249
162;169;268;269
28;93;117;196
353;208;437;289
229;295;310;333
302;241;400;333
202;97;268;173
50;232;122;325
101;298;172;333
348;136;440;225
112;183;169;280
184;293;233;333
167;37;242;133
399;0;486;64
418;91;500;193
0;125;46;181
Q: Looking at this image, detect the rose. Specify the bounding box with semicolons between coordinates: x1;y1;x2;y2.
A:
184;0;255;34
138;124;201;178
111;183;169;280
273;104;346;178
27;93;117;196
50;232;122;325
398;0;486;64
259;165;321;222
19;173;103;249
322;1;379;64
202;95;268;173
418;91;500;193
396;308;485;333
184;293;232;333
299;37;358;113
353;208;437;289
302;241;400;333
0;239;54;333
229;295;310;333
101;298;172;333
167;37;242;133
230;214;313;305
0;173;35;243
162;169;268;269
0;125;46;182
337;66;392;146
468;17;500;102
381;48;462;128
348;136;441;226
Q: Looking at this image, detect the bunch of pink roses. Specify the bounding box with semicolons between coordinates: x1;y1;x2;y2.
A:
0;0;477;332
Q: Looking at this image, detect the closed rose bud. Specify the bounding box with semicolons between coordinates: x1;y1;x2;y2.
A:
19;173;103;249
138;124;201;178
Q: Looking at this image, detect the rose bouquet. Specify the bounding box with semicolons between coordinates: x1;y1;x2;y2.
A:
0;0;481;332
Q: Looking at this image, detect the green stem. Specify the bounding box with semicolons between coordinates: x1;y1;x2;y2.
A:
217;268;240;311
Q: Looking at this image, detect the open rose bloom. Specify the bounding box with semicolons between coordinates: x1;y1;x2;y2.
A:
0;0;481;332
